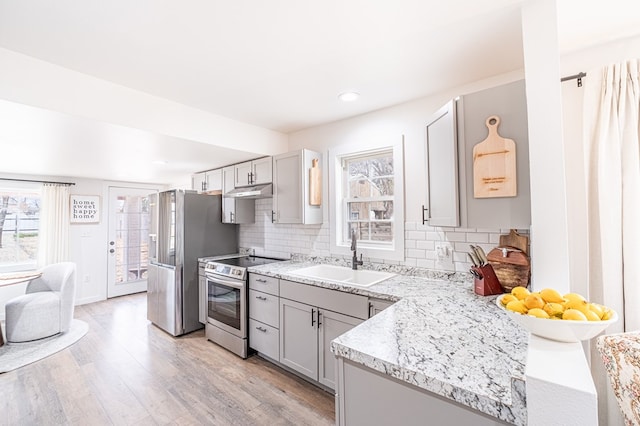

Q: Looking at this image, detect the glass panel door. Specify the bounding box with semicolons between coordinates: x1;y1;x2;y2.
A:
108;187;156;298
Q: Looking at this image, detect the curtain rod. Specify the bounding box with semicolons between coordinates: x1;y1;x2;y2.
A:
0;177;75;186
561;72;587;87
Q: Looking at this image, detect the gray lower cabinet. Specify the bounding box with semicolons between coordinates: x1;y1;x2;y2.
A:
248;274;280;361
336;359;505;426
279;298;363;390
280;298;319;379
279;279;368;391
368;298;394;317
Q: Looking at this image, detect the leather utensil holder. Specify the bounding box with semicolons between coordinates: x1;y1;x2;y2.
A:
472;264;503;296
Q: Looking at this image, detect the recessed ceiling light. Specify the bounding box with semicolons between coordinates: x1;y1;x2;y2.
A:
338;92;360;102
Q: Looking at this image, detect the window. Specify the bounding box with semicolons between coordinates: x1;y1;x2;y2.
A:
0;185;41;272
329;139;404;261
343;151;394;245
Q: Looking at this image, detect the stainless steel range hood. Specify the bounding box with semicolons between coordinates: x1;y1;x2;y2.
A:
224;183;273;199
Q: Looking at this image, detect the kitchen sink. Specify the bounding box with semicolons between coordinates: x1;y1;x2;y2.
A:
288;264;395;287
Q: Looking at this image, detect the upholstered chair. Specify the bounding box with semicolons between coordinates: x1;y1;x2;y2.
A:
5;262;76;342
597;331;640;425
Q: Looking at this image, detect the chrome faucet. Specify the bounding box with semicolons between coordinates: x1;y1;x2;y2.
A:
351;229;363;270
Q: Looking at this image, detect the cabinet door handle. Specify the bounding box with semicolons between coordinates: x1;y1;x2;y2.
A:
369;302;374;318
201;181;205;191
230;211;234;223
317;311;322;328
255;295;267;301
311;308;316;326
271;210;276;223
421;205;429;224
256;278;267;283
256;326;267;333
247;172;251;185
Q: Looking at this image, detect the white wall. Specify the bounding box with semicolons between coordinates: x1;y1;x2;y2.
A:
239;70;530;271
0;173;163;317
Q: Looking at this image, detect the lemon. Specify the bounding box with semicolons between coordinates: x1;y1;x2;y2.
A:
543;302;565;318
511;286;530;301
500;294;518;306
562;309;588;321
564;292;587;303
506;300;528;314
583;309;601;321
539;288;566;304
602;308;614;321
564;299;590;315
524;293;545;310
527;308;550;319
588;303;605;320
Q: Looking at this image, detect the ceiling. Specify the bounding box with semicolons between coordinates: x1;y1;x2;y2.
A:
0;0;637;185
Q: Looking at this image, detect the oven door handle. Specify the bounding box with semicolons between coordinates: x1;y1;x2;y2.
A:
205;274;244;289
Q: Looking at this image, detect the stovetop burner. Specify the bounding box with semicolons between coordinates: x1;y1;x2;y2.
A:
203;254;286;280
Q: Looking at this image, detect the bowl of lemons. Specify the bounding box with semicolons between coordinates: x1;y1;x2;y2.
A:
496;287;618;343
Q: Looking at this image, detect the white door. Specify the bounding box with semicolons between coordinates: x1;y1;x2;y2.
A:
107;187;156;298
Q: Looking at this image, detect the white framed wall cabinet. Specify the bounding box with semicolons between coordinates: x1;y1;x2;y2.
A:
272;149;322;224
234;157;273;187
424;80;531;230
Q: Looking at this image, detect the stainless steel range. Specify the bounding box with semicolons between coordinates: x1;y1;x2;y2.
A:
202;254;285;358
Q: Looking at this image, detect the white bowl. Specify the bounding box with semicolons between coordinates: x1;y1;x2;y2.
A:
496;294;618;343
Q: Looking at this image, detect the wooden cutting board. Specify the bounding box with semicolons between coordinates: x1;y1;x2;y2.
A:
473;115;517;198
499;229;529;255
309;158;321;206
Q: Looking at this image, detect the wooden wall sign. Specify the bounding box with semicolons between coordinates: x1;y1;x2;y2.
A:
70;194;100;223
472;115;517;198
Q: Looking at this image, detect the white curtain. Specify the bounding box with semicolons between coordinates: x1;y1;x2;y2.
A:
37;183;70;266
584;59;640;426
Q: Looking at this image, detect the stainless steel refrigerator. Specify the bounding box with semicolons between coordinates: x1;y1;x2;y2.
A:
147;190;238;336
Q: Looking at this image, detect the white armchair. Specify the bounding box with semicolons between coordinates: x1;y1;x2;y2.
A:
5;262;76;342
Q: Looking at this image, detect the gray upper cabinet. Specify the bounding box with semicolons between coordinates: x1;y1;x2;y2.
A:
234;157;273;187
457;80;531;229
425;100;460;227
192;169;222;193
272;149;322;224
426;80;531;229
222;166;254;224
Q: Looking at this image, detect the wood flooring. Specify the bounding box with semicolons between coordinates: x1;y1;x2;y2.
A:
0;293;335;425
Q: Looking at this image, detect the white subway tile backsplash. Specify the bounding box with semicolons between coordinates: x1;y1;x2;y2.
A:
466;232;489;243
240;200;529;274
445;232;467;242
406;230;426;240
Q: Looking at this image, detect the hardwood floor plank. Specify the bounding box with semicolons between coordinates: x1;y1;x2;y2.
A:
0;293;335;425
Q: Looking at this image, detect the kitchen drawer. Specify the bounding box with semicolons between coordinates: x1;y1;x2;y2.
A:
249;289;279;328
249;273;279;296
280;279;369;320
249;319;279;361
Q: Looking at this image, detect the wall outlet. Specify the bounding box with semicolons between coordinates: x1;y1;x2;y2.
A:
434;242;454;271
239;247;255;256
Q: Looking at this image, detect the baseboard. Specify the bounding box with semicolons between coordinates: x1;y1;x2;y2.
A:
75;295;104;306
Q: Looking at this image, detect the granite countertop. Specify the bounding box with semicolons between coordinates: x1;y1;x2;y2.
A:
247;258;528;426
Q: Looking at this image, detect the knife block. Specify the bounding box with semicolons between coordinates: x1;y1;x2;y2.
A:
472;264;503;296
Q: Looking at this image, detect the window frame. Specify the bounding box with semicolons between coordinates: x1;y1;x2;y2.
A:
0;181;42;273
329;138;405;261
